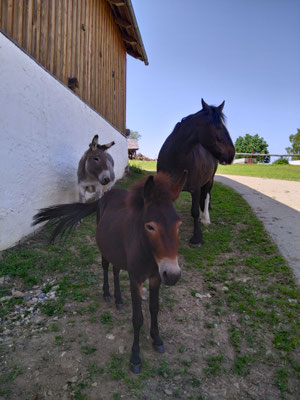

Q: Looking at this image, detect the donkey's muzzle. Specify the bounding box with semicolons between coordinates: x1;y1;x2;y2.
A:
98;172;111;185
157;258;181;286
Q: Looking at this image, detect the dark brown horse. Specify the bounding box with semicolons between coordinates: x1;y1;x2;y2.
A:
157;99;235;246
32;172;186;373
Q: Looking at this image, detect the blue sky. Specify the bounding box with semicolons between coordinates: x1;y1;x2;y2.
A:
126;0;300;160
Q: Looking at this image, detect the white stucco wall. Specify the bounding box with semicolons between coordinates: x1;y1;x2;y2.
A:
0;32;128;250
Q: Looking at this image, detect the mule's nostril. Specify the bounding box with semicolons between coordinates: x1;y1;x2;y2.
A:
163;271;167;279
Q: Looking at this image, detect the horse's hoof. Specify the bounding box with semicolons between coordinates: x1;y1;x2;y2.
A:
130;363;141;374
153;344;165;353
189;238;202;247
104;296;111;302
116;303;123;310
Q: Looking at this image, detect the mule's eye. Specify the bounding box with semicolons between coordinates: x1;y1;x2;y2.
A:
94;157;99;162
145;224;155;232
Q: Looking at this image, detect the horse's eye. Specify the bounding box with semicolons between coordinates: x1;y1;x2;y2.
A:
94;157;99;162
145;224;155;232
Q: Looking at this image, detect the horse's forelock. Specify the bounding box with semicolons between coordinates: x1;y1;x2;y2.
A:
210;106;226;125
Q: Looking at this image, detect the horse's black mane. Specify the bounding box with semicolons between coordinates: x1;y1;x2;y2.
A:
178;106;226;128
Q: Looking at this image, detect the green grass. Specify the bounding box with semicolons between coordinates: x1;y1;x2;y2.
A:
217;163;300;181
129;159;300;181
129;159;156;171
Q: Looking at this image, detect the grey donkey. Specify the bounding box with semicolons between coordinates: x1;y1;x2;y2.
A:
77;134;115;202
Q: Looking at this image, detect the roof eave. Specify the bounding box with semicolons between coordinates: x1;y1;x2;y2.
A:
107;0;149;65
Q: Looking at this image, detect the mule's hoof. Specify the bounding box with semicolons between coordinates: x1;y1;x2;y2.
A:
153;344;165;353
104;296;111;302
130;363;141;374
116;303;123;310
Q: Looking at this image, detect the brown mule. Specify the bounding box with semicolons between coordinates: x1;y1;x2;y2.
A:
32;171;187;373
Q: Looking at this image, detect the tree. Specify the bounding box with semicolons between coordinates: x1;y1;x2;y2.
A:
286;129;300;160
234;134;270;163
128;130;141;141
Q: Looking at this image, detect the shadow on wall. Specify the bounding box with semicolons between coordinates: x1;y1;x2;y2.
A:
214;175;300;284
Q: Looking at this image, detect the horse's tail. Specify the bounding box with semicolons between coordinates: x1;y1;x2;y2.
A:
32;200;99;242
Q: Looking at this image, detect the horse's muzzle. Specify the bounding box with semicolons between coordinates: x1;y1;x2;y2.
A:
157;258;181;286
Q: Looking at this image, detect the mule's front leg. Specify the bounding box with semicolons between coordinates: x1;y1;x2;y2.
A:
130;279;144;373
102;257;111;301
149;276;164;353
190;191;203;246
113;266;123;310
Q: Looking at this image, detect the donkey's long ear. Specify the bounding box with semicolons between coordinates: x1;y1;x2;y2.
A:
143;175;155;202
201;98;210;112
218;100;225;112
89;135;99;151
99;141;115;151
171;170;188;201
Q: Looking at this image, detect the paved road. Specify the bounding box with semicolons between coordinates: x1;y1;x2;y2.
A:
214;174;300;284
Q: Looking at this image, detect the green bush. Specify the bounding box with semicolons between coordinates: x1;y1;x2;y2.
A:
273;158;289;165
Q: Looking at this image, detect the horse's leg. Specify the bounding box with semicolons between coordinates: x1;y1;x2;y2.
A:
113;266;123;310
102;257;111;302
149;275;164;353
200;182;212;226
189;190;203;245
129;278;144;373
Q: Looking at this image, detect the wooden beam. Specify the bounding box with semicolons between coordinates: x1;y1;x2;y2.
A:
127;48;142;59
107;0;125;6
114;17;132;28
121;33;137;44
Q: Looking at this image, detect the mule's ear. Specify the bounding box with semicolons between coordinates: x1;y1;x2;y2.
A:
98;141;115;151
89;135;99;150
171;170;188;201
218;100;225;112
201;98;210;112
143;175;155;201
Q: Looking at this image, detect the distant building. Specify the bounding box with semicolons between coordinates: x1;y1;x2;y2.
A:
128;139;139;159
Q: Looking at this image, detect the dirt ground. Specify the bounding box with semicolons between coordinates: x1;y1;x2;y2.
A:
1;264;294;400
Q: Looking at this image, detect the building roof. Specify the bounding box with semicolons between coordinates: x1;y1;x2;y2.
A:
107;0;148;65
127;138;139;150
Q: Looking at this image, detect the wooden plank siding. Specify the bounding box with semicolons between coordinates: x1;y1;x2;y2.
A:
0;0;127;133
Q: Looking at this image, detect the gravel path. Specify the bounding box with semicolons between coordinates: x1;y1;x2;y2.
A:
215;174;300;283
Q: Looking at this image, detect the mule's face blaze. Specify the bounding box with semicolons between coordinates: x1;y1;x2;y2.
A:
144;205;182;286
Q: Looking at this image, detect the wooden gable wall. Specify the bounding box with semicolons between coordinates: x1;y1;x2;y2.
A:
0;0;126;133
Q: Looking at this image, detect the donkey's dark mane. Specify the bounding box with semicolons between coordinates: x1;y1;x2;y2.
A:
127;173;174;210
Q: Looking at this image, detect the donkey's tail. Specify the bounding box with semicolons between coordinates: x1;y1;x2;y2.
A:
32;200;99;242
